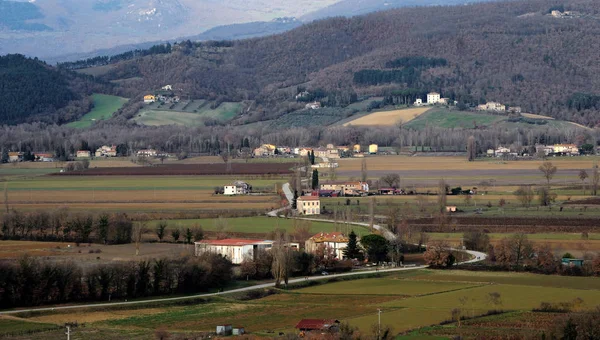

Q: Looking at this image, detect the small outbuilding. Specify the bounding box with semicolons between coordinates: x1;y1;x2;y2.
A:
216;324;233;336
232;327;245;335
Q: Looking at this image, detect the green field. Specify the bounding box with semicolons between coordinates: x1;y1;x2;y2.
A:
17;269;600;339
0;318;60;337
149;216;371;235
133;100;241;126
67;94;128;128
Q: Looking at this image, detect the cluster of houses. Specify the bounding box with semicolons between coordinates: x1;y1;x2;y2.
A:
72;147;162;159
487;144;581;157
7;152;54;162
223;181;252;196
195;231;349;265
253;143;379;159
414;92;452;106
476;101;522;113
143;85;181;104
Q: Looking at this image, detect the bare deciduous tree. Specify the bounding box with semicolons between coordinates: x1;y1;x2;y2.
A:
579;170;589;195
361;158;368;182
539;161;557;186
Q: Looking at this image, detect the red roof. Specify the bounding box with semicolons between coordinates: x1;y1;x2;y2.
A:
196;239;271;246
295;319;339;330
298;196;320;201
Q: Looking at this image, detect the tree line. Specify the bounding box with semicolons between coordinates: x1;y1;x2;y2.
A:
1;209;133;244
0;253;232;308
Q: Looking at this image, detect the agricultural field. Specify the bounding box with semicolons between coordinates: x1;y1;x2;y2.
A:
53;163;294;176
67;94;128;128
343;107;430;126
9;270;600;339
404;108;505;130
1;175;287;214
132;100;241;126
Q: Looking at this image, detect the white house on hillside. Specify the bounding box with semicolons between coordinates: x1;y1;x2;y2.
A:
427;92;441;104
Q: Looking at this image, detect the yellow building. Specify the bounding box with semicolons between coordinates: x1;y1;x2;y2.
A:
369;144;378;154
143;95;156;103
353;144;361;153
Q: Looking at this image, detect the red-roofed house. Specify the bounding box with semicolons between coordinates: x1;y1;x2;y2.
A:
305;232;349;259
297;196;321;215
295;319;340;333
194;239;273;264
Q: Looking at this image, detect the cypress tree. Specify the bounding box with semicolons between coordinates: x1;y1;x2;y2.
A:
312;169;319;190
343;231;362;260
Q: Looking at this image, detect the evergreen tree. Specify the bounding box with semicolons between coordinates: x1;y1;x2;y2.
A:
292;190;298;209
312;169;319;190
309;150;315;165
1;148;8;164
343;231;362;260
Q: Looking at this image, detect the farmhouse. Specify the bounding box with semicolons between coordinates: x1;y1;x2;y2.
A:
305;101;321;110
553;144;579;155
477;102;506;112
353;144;361;153
194;239;274;265
320;181;369;196
76;150;91;158
95;145;117;157
161;85;173;91
414;98;424;106
369;144;378;154
427;92;441;104
297;196;321;215
224;181;251;195
8;152;23;162
137;149;157;157
143;95;156;103
254;144;277;157
34;153;54;162
305;232;349;259
536;145;555;156
295;319;340;334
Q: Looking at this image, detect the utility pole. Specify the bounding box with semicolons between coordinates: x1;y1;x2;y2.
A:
377;308;382;340
65;325;70;340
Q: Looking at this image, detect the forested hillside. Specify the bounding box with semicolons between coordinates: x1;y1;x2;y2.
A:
0;54;108;125
92;0;600;127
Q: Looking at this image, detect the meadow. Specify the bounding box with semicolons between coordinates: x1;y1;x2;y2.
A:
9;270;600;339
343;107;430;126
67;94;128;128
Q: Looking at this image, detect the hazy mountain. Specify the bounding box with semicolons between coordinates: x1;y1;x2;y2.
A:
301;0;497;21
0;0;338;59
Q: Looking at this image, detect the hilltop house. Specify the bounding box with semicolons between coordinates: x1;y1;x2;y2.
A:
477;102;506;112
305;232;349;259
195;239;274;265
143;95;156;103
427;92;441;104
297;196;321;215
161;85;173;91
305;101;321;110
95;145;117;157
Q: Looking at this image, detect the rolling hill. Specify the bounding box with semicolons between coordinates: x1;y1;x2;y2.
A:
83;0;600;129
0;54;109;125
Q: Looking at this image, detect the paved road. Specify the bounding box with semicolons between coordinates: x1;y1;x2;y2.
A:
0;246;486;316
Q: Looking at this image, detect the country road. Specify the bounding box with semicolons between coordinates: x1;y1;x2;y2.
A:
0;190;486;316
0;247;485;316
